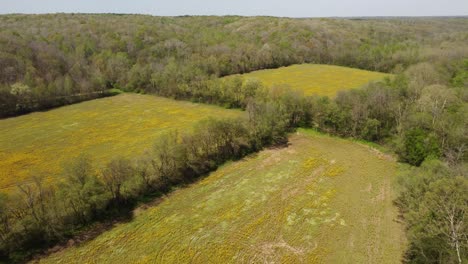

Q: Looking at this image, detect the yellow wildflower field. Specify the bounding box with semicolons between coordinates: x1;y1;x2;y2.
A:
40;129;405;263
233;64;390;97
0;94;242;191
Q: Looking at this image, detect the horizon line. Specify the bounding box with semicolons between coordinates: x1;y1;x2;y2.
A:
1;12;467;19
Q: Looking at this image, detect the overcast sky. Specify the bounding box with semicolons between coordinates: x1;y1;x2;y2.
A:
1;0;467;17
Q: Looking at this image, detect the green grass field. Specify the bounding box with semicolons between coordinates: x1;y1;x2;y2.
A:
233;64;390;97
0;93;242;191
40;129;405;264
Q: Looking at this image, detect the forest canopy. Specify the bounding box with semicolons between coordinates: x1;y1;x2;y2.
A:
0;15;467;116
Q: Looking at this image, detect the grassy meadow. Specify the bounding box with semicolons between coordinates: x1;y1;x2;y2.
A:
233;64;390;97
0;93;242;191
40;129;405;263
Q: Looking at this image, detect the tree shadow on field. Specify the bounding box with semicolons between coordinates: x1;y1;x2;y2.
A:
31;207;135;262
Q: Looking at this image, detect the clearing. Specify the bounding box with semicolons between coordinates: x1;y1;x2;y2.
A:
39;129;405;263
232;64;389;97
0;93;242;190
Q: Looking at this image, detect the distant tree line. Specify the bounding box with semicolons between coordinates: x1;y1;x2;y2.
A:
1;15;467;117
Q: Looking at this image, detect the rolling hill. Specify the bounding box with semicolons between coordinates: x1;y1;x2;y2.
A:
230;64;390;97
39;129;405;263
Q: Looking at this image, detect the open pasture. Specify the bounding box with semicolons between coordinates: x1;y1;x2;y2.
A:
40;129;405;263
0;93;242;190
234;64;390;97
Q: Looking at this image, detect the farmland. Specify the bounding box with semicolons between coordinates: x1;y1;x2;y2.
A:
232;64;390;97
0;13;465;263
0;93;242;191
40;129;405;263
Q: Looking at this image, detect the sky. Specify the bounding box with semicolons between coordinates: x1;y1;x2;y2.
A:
1;0;467;17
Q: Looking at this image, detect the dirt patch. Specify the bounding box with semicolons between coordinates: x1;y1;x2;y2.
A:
253;238;305;263
286;149;297;154
375;186;386;202
361;183;372;193
367;147;395;162
133;195;166;216
259;240;304;255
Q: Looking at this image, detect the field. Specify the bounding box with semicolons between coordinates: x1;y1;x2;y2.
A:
233;64;390;97
40;129;406;264
0;93;242;191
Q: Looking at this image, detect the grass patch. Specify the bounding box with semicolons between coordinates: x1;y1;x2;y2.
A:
39;129;405;263
0;93;242;191
230;64;390;97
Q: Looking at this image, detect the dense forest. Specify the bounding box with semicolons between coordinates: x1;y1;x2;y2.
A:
0;14;467;263
1;14;467;116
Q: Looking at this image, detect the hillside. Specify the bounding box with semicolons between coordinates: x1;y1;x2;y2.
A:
0;93;242;191
230;64;390;97
39;129;406;263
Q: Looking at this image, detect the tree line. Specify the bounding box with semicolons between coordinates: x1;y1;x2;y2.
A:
161;59;468;169
0;87;296;262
